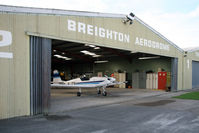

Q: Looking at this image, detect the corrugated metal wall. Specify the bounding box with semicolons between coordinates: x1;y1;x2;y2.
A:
171;58;178;91
192;61;199;88
30;36;51;115
0;14;31;119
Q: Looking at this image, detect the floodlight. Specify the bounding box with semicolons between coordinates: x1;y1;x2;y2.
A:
127;13;135;21
123;12;135;25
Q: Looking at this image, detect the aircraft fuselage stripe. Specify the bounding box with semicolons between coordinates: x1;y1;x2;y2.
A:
75;80;105;85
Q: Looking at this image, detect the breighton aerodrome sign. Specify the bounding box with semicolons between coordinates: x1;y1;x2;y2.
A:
67;19;130;43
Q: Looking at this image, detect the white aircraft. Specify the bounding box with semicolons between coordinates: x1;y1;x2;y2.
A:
51;70;126;96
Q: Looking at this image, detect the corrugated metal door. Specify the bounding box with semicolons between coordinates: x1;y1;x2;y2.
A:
132;72;139;89
192;61;199;88
30;36;51;115
139;72;146;89
171;58;178;91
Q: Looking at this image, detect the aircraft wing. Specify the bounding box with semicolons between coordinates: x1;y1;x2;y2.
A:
51;81;108;88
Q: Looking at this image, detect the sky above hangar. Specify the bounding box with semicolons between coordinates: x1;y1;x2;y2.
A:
0;0;199;49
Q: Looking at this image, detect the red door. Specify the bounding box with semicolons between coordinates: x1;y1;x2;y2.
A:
158;72;167;90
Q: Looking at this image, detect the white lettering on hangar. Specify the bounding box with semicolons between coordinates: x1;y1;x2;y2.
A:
67;19;130;43
135;37;170;51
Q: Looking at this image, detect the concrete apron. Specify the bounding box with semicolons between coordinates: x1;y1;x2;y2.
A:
49;88;169;114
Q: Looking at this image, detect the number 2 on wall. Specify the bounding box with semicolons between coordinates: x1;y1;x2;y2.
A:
0;30;13;59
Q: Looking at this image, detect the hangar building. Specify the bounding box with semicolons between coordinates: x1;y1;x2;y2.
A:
0;5;199;119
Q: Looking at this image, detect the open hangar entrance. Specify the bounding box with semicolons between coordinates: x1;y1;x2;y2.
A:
51;39;132;97
30;36;177;115
51;39;176;93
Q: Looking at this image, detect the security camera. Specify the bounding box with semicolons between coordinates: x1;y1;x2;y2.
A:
127;13;135;21
122;12;135;25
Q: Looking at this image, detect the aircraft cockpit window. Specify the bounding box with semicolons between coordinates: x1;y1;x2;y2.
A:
80;75;90;81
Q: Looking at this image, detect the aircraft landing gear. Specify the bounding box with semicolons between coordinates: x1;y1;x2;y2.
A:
102;86;107;96
77;88;82;96
98;90;101;95
77;92;81;96
102;91;107;96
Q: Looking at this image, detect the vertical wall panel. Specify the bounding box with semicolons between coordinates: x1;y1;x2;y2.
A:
0;14;30;119
42;38;51;115
171;58;178;91
132;72;139;89
30;36;51;115
192;61;199;88
139;72;146;89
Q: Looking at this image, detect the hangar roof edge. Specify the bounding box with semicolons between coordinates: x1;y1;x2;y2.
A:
0;4;184;53
184;47;199;52
0;4;125;18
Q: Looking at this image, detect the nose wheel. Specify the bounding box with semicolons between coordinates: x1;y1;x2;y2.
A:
102;86;107;96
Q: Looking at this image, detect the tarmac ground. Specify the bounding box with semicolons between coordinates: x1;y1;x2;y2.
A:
1;88;199;133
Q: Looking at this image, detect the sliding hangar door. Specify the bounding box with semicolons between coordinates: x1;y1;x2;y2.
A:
30;36;51;115
192;61;199;88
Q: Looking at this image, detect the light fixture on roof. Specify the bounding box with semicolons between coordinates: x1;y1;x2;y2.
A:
85;44;101;50
53;50;57;52
88;44;96;48
54;54;72;60
81;50;101;58
85;44;95;48
138;56;160;60
94;60;108;63
94;47;100;50
123;12;135;25
81;50;95;56
93;55;101;58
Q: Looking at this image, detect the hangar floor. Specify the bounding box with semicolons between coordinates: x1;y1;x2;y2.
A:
50;88;168;113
